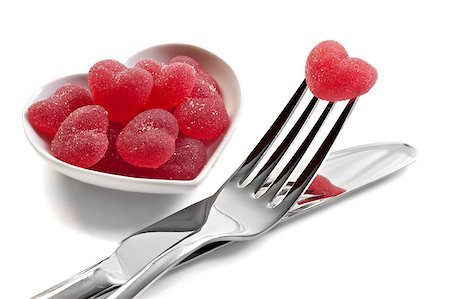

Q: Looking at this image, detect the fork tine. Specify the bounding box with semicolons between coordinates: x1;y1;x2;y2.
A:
254;101;335;198
275;98;358;209
233;79;308;183
246;97;319;191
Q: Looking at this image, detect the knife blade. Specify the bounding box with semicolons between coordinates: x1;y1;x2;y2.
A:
33;142;416;299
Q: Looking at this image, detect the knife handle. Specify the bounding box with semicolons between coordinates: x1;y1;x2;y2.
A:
105;208;229;299
31;258;124;299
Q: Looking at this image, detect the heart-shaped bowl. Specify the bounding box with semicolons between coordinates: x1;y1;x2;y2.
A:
23;44;241;194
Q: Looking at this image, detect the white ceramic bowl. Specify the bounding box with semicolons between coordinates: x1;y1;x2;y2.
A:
23;44;241;194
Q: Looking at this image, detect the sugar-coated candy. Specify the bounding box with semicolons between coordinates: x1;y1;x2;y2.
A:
117;129;175;169
90;122;139;176
135;59;164;79
88;59;153;122
174;97;229;140
54;105;109;135
30;54;229;179
28;84;92;138
51;105;109;168
121;109;179;138
169;56;201;71
146;62;197;110
52;131;109;168
116;109;178;168
190;77;221;100
169;56;220;94
305;40;377;101
197;69;220;94
146;136;207;180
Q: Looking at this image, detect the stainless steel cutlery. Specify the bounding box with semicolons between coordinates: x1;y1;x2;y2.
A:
33;80;415;299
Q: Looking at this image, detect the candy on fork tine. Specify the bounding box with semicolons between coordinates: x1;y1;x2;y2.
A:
105;83;357;299
32;80;357;299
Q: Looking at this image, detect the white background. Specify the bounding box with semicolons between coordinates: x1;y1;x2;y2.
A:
1;0;449;298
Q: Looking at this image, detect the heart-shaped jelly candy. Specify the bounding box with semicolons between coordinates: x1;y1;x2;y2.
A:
190;77;221;100
305;40;377;101
88;60;153;122
175;97;229;140
27;84;92;138
169;56;221;93
116;109;179;168
141;136;208;180
90;122;139;176
51;105;109;168
135;59;164;79
142;62;197;110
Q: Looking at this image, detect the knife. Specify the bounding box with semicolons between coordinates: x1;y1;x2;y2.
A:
32;142;416;299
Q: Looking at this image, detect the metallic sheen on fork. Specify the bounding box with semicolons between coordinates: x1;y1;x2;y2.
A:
108;81;356;298
34;80;358;299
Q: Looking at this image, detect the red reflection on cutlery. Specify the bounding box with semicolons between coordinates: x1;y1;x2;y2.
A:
300;175;345;204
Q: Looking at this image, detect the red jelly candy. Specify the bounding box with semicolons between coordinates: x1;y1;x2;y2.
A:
146;136;207;180
88;59;153;122
51;105;109;168
190;77;221;100
116;109;178;168
146;62;197;110
122;108;178;138
300;175;346;204
197;69;220;94
28;84;92;138
90;122;139;176
174;97;229;140
169;56;220;93
135;59;164;79
305;40;377;101
169;56;201;71
117;130;175;169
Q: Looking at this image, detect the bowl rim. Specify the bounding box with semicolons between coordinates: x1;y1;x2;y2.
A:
22;43;241;193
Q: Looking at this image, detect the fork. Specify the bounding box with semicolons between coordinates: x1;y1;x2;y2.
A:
106;82;356;298
33;80;357;299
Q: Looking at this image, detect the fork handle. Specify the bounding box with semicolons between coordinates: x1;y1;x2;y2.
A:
32;258;125;299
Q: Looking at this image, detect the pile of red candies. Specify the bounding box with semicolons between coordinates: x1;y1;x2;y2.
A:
27;56;229;180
